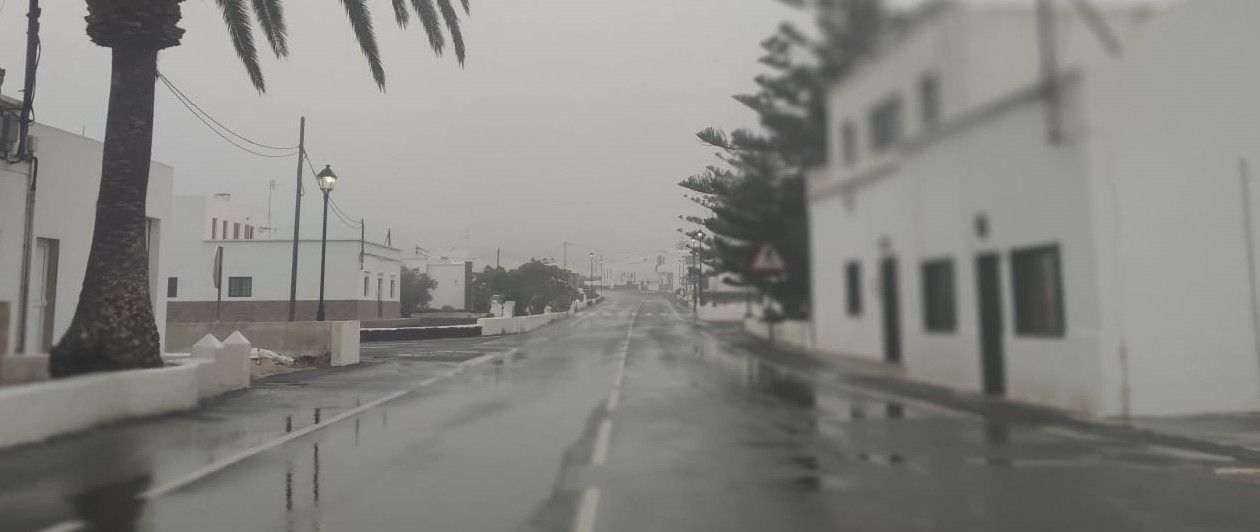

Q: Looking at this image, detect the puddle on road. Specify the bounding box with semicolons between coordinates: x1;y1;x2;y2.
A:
69;475;151;531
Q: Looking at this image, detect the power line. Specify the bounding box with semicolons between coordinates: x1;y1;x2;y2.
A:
159;75;297;159
157;71;298;151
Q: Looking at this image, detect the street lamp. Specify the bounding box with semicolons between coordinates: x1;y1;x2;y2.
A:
589;252;596;297
689;231;703;312
677;258;683;292
315;164;338;321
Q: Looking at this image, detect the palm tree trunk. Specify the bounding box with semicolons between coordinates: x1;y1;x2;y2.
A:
50;46;163;377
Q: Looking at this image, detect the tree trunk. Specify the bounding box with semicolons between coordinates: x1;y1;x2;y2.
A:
50;46;163;377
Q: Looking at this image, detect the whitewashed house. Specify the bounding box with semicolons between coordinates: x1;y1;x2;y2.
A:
808;0;1260;417
1;94;174;355
165;192;401;323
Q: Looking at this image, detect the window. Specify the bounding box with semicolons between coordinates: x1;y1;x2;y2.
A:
868;95;904;154
919;73;941;128
233;222;241;240
167;277;178;298
846;261;862;315
222;221;228;240
841;120;858;167
377;278;383;299
921;259;956;332
245;225;252;239
364;276;370;296
211;218;218;239
227;276;252;297
1011;244;1065;336
390;279;396;298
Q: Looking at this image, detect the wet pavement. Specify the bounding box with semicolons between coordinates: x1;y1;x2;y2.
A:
2;292;1260;531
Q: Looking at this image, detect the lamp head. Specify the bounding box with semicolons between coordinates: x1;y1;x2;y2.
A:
316;165;338;192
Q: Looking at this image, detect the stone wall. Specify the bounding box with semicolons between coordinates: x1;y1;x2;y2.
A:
168;299;399;323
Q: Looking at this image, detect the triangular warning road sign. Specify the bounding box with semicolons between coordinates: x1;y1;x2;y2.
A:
749;243;788;274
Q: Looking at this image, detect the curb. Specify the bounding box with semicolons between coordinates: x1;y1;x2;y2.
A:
722;327;1260;464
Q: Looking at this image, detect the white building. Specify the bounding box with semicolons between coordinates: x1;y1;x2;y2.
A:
808;0;1260;417
1;94;174;355
165;193;401;323
426;261;472;311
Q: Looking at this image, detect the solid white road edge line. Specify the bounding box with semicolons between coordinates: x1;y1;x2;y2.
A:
142;352;498;500
592;419;613;466
573;487;602;532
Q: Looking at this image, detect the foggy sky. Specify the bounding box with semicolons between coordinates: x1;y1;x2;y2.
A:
0;0;816;270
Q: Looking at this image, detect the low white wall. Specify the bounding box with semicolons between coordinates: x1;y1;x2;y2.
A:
745;318;815;351
0;362;201;449
698;303;750;322
167;320;360;367
478;312;570;336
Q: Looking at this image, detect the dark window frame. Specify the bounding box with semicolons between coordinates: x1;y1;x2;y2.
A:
919;72;941;128
167;276;178;298
920;258;957;333
211;218;218;239
845;260;863;316
1010;244;1066;337
227;276;253;298
841;120;858;167
868;94;904;154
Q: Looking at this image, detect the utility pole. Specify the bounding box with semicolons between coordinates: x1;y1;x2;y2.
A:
16;0;39;159
1036;0;1062;144
14;0;41;353
287;117;305;321
496;247;500;268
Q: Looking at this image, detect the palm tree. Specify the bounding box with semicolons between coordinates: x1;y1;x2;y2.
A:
50;0;469;377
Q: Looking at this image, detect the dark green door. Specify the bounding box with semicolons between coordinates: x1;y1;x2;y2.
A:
976;253;1005;395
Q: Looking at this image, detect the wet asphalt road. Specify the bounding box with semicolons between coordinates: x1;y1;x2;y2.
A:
3;292;1260;531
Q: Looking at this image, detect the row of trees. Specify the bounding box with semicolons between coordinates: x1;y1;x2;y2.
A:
678;0;889;319
470;260;580;316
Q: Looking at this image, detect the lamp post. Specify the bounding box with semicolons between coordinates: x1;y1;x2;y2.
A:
589;252;595;297
677;258;683;292
315;164;338;321
689;230;703;313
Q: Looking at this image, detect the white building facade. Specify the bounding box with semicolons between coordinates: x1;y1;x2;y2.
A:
808;0;1260;417
165;194;401;323
1;113;174;355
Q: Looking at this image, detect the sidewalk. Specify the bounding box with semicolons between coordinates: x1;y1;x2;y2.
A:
0;347;502;531
704;321;1260;464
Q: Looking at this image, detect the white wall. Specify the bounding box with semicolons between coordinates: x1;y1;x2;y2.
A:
811;78;1108;413
427;262;468;310
0;123;173;354
820;2;1152;195
166;239;399;303
1083;0;1260;415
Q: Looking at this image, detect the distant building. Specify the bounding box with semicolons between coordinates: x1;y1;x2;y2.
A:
165;193;401;323
0;93;174;354
426;261;473;311
807;0;1260;416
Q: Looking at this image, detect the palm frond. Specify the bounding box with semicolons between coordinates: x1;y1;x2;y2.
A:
391;0;410;27
217;0;266;91
461;0;470;14
435;0;466;64
338;0;386;89
409;0;446;55
251;0;289;58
